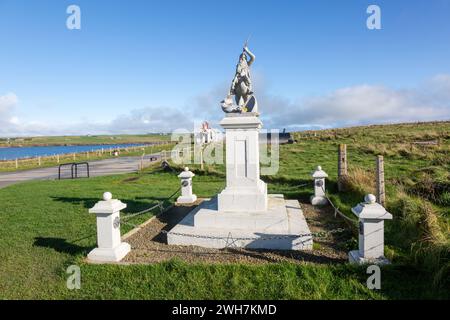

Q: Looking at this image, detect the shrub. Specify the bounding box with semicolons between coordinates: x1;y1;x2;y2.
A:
340;167;375;195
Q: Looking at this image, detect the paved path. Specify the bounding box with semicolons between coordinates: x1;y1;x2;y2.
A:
0;155;161;189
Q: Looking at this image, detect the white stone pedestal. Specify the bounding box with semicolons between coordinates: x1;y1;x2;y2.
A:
348;194;392;265
177;167;197;204
87;192;131;262
167;113;312;251
310;166;328;206
217;114;268;212
167;195;312;250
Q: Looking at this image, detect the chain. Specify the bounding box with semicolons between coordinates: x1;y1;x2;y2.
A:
118;186;181;229
161;228;347;242
121;202;164;222
275;182;310;189
165;186;182;202
320;185;358;225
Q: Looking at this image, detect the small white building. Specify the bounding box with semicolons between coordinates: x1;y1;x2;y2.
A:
195;121;223;145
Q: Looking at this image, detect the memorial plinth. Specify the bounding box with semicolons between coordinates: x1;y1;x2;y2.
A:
218;113;267;212
167;113;312;250
167;43;312;250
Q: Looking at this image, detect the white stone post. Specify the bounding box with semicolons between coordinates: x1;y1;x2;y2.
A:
87;192;131;262
177;167;197;204
310;165;328;206
349;194;393;265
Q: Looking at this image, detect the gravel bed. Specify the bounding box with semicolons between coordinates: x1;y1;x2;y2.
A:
123;200;351;265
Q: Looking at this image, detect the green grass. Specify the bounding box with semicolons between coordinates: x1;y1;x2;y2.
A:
0;121;449;299
0;170;446;299
66;262;444;300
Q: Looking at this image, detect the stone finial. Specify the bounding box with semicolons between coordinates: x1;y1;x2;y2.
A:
351;194;392;220
178;167;195;179
311;165;328;179
103;192;112;201
365;194;376;204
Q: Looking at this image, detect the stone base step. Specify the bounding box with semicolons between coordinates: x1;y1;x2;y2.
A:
167;195;313;251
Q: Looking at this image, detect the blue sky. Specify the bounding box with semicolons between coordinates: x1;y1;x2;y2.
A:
0;0;449;136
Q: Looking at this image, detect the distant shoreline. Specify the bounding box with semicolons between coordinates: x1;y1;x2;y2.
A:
0;141;166;148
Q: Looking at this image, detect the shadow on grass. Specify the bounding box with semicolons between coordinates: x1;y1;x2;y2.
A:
50;196;163;215
33;237;91;255
263;177;312;202
50;196;99;209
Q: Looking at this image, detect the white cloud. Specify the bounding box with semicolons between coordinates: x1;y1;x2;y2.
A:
107;106;195;134
1;74;449;137
0;92;18;113
0;93;22;133
260;76;450;130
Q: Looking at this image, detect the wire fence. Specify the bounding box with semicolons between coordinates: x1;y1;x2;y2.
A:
0;142;175;171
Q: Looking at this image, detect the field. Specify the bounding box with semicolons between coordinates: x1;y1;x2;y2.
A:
0;121;448;299
0;134;170;148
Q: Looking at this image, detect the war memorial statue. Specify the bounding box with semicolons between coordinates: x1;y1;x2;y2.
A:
221;43;258;113
166;43;313;251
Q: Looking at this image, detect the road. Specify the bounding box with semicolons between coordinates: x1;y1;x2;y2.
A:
0;155;161;189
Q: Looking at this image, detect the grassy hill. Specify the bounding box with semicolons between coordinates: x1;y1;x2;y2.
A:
291;121;449;281
0;121;448;299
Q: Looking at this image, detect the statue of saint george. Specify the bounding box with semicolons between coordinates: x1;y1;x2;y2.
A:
221;43;258;114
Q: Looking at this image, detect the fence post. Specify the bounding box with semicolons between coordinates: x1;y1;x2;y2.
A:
376;155;386;207
200;145;204;170
15;158;18;169
38;156;41;166
73;153;76;161
338;144;347;191
57;154;60;163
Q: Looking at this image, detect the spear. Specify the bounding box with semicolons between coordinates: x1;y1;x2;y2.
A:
243;35;251;50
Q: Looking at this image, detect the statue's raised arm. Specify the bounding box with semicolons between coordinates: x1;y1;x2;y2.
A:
244;46;255;66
